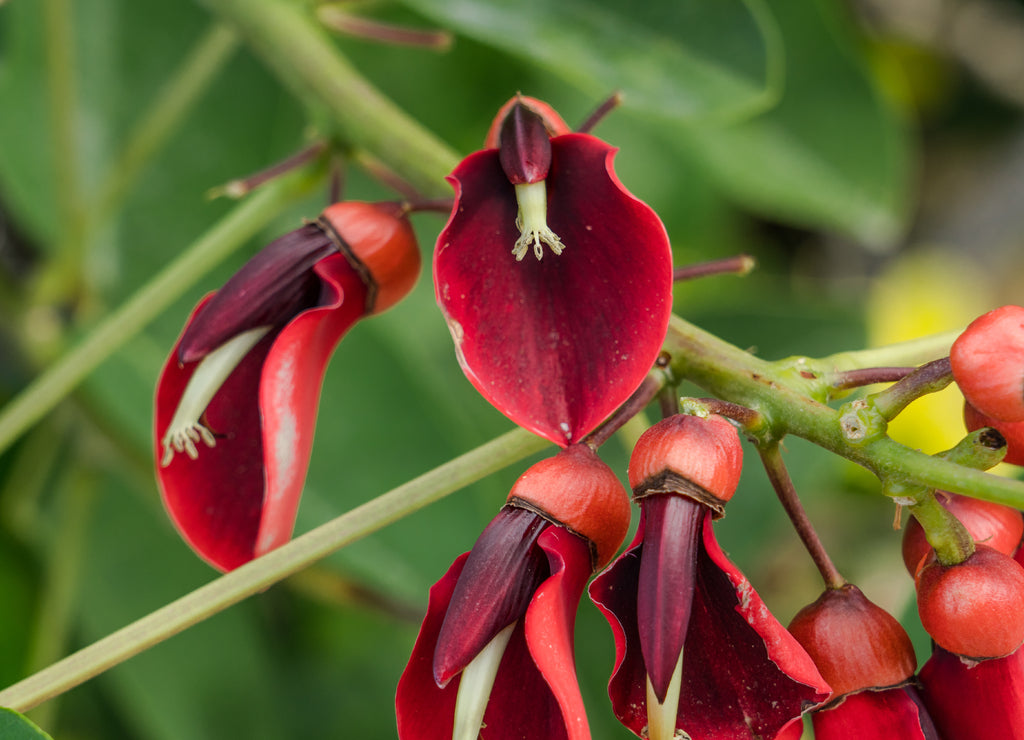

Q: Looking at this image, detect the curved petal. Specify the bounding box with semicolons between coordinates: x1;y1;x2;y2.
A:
590;514;829;739
154;254;366;570
919;645;1024;740
434;134;673;446
812;686;940;740
524;526;594;740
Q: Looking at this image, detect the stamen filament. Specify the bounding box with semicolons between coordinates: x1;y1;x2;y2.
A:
160;326;271;466
451;622;515;740
646;650;686;740
512;181;565;261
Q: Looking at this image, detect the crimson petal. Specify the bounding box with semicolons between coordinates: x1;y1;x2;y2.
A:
434;133;673;446
812;686;940;740
590;513;829;738
154;254;366;570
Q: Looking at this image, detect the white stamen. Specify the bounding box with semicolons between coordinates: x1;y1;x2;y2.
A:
452;622;515;740
646;649;687;740
160;326;271;466
512;181;565;261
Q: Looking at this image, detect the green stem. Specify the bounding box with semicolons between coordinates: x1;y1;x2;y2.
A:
0;426;548;712
200;0;459;197
92;23;240;230
664;316;1024;508
907;491;974;566
869;357;952;421
0;166;320;457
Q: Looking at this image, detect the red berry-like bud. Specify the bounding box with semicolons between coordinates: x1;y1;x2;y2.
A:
964;401;1024;466
951;305;1024;422
916;544;1024;658
628;414;743;516
788;584;916;699
483;95;571;150
507;444;630;569
901;492;1024;576
319;201;420;314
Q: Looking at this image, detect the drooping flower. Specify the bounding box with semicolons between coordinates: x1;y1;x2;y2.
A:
434;96;674;446
396;444;631;740
154;202;420;571
589;414;830;739
787;584;940;740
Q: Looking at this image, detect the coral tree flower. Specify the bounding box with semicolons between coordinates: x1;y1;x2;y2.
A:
154;202;420;571
434;96;674;446
396;444;631;740
589;414;830;740
787;584;940;740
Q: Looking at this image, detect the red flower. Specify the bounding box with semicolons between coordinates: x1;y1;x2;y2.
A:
396;445;631;740
589;415;829;739
434;96;674;446
154;202;419;571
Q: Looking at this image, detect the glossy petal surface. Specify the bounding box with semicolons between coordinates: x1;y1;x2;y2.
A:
396;527;592;740
435;133;673;446
812;686;940;740
590;512;829;739
919;645;1024;740
154;254;366;570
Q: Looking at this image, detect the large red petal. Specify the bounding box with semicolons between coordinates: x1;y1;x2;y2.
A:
919;645;1024;740
434;134;673;446
590;514;829;738
154;254;365;570
812;686;940;739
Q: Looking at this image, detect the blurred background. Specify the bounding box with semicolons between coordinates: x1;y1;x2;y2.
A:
1;0;1023;736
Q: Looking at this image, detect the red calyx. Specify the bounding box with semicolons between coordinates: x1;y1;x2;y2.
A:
902;491;1023;576
628;414;743;516
484;96;571;150
950;305;1024;422
916;544;1024;658
506;444;630;570
788;584;916;700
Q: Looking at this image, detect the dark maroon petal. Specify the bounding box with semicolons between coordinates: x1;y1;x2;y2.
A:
154;254;366;571
637;495;703;703
812;686;940;740
524;526;594;740
498;101;553;185
397;530;590;740
919;645;1024;740
178;223;337;363
590;514;829;739
433;507;550;686
435;133;673;446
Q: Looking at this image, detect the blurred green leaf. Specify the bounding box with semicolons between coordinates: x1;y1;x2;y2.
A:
678;0;910;247
0;708;53;739
395;0;779;123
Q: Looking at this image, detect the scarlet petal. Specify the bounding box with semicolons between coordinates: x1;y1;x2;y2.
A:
590;514;829;739
811;687;940;740
154;254;366;570
919;645;1024;740
434;134;673;446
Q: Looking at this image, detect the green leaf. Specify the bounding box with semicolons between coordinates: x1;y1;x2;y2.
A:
0;708;54;739
679;0;911;247
395;0;779;122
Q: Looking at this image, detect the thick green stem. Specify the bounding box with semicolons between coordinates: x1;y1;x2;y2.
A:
907;492;975;566
200;0;459;196
0;427;549;712
0;166;320;457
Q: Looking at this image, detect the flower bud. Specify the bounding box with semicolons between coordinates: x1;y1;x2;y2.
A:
788;584;916;699
483;95;571;150
902;492;1023;576
318;201;420;314
628;414;743;517
497;100;553;185
916;544;1024;658
507;444;630;569
951;305;1024;422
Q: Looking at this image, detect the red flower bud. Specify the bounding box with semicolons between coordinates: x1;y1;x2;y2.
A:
951;305;1024;422
916;544;1024;658
964;401;1024;466
628;414;743;516
788;584;916;699
507;444;630;569
901;491;1023;576
484;96;571;150
497;100;553;186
